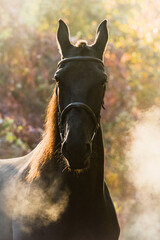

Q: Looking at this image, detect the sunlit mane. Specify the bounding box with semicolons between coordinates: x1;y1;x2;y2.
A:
75;40;88;47
26;87;58;182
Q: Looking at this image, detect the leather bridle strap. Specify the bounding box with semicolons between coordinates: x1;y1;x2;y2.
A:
56;56;104;142
58;102;100;142
58;56;104;67
61;102;98;126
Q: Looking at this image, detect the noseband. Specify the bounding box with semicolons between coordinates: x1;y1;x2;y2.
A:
58;102;100;142
56;56;104;142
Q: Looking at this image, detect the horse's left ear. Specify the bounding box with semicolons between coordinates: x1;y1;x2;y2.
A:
92;20;108;59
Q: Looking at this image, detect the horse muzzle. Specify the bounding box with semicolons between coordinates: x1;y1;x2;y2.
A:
62;140;92;170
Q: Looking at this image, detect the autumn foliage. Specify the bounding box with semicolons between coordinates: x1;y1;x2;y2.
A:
0;0;159;239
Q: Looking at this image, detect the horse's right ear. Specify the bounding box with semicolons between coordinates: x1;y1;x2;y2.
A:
57;19;73;57
91;20;108;59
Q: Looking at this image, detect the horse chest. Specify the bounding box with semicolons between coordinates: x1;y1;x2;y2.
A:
12;198;108;240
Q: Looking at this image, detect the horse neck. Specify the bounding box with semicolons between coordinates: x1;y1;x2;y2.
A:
91;126;105;194
27;87;104;201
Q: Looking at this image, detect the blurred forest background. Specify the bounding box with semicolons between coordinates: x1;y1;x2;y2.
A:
0;0;160;239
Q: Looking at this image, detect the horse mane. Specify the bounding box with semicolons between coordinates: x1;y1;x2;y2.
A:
26;87;58;182
75;40;92;56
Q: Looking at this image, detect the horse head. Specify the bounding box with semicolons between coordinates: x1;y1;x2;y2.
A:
54;19;108;171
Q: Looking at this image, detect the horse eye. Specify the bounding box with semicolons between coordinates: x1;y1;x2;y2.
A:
53;68;64;83
101;78;107;85
100;73;108;85
53;74;60;83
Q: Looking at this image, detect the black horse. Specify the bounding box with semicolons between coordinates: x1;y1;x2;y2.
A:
0;20;120;240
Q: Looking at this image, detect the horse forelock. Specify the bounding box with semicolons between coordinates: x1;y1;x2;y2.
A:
75;40;88;48
26;87;58;182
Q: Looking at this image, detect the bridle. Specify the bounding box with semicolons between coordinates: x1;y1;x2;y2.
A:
57;56;104;67
56;56;104;143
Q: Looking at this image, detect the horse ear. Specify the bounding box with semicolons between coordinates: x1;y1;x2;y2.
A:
92;20;108;59
57;19;73;57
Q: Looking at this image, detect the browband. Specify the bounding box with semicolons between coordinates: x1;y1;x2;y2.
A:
58;56;104;67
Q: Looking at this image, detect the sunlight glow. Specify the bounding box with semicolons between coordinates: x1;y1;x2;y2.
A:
126;107;160;239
